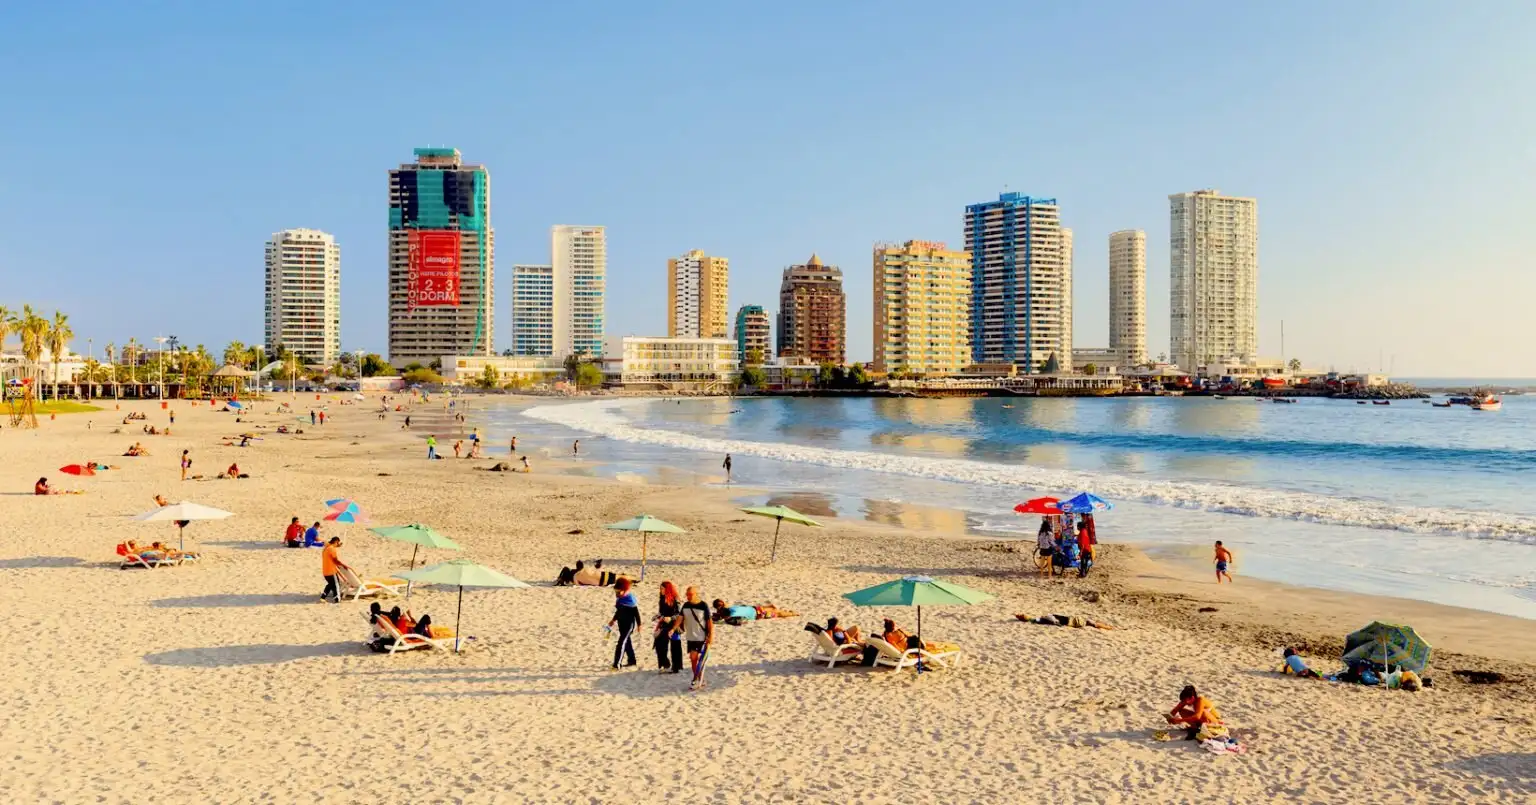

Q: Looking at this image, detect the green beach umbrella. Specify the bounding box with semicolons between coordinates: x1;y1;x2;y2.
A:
369;524;463;570
1343;621;1433;674
604;514;685;581
843;575;995;650
740;505;821;563
396;559;531;653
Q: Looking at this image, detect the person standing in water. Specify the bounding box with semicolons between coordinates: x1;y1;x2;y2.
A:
572;439;580;456
1214;541;1234;584
722;454;732;483
509;435;517;453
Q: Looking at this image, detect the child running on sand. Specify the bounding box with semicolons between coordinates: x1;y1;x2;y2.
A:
1214;541;1234;583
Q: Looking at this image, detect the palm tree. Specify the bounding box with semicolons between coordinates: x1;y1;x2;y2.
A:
0;305;12;355
45;311;73;400
18;305;46;388
223;340;248;369
104;342;118;400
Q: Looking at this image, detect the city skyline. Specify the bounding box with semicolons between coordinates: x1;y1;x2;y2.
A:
7;4;1536;376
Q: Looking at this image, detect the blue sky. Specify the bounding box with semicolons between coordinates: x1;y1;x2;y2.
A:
3;2;1534;376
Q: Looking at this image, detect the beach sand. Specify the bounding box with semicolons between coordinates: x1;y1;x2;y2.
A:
0;398;1532;803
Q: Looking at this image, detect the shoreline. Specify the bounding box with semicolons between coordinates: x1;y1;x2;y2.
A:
2;397;1533;801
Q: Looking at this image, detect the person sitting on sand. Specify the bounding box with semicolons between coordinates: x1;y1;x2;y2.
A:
223;462;243;479
1165;685;1223;740
154;494;169;507
1282;648;1322;679
711;599;797;622
124;442;149;457
519;456;531;473
568;560;616;587
825;617;862;647
284;516;304;548
35;477;58;495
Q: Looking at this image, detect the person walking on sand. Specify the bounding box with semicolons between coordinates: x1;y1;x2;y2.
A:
722;454;732;483
606;577;641;669
404;415;412;429
426;435;438;460
681;586;714;690
1214;541;1234;584
180;449;191;481
310;410;316;426
653;581;684;674
572;439;580;456
320;537;350;604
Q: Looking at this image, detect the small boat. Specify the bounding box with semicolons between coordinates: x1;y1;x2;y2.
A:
1372;400;1391;406
1356;400;1367;405
1432;401;1453;408
1471;397;1502;412
1001;404;1014;409
1273;398;1296;404
1213;395;1226;400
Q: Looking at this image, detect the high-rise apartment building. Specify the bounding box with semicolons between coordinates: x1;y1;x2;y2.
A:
509;264;554;356
387;147;494;365
964;193;1070;371
1109;230;1148;367
872;240;972;376
776;254;846;365
1169;189;1258;371
552;225;606;359
667;250;729;339
264;228;341;365
1060;226;1074;368
734;305;770;365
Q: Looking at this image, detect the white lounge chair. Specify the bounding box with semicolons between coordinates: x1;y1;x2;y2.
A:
117;544;179;569
373;616;456;655
866;636;962;671
809;630;864;668
338;566;407;601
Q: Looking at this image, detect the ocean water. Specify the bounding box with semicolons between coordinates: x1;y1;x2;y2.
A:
500;395;1536;619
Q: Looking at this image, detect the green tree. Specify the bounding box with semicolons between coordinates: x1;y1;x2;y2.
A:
0;305;12;355
846;364;868;386
817;363;837;387
361;353;390;377
18;305;46;385
402;367;443;385
477;363;501;389
104;341;118;399
1288;358;1302;373
223;340;248;368
1082;363;1097;376
574;362;604;388
740;365;766;387
563;353;581;380
744;348;763;368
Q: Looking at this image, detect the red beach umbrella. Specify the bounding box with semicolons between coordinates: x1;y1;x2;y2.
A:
59;464;95;477
1013;497;1061;515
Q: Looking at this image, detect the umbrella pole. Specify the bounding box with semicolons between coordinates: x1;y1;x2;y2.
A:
454;586;464;653
770;518;782;563
641;533;648;581
178;522;186;553
410;544;420;571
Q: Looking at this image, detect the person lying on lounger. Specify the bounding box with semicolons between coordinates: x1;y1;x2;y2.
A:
556;560;617;587
824;617;863;647
370;603;454;639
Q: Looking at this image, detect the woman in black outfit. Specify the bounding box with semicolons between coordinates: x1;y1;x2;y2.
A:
607;577;641;669
653;581;683;673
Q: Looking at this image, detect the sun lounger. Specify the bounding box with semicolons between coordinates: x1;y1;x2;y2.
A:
373;615;456;655
866;636;962;671
337;566;407;600
117;543;178;569
809;630;864;668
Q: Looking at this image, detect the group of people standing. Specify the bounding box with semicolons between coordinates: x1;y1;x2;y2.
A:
607;578;715;691
1036;512;1097;577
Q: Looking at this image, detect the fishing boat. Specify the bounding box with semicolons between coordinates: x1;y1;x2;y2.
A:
1471;396;1502;412
1372;400;1391;406
1432;401;1453;408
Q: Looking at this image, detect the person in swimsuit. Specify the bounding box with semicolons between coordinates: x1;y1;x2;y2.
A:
1214;541;1234;583
1165;685;1223;740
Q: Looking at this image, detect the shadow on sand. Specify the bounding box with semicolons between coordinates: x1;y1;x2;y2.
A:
144;641;358;668
1442;753;1536;788
0;556;87;569
151;593;317;608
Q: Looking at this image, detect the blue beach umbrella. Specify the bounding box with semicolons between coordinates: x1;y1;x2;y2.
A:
226;400;244;409
1059;492;1112;514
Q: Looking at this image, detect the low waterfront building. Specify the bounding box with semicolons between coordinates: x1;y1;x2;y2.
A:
763;358;821;391
1070;347;1120;375
607;336;738;391
440;354;566;385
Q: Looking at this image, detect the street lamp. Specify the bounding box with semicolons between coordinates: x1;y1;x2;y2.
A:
153;336;168;400
253;344;265;395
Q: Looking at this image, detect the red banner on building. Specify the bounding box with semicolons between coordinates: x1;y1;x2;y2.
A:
407;230;462;309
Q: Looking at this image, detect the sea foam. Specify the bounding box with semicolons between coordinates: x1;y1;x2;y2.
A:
524;399;1536;542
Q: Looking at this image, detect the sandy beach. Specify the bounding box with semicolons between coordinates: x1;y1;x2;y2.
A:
1;397;1533;803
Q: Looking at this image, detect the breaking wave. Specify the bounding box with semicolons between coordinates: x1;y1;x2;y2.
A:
523;399;1536;543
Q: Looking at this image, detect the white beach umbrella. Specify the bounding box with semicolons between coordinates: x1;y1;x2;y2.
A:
133;502;235;551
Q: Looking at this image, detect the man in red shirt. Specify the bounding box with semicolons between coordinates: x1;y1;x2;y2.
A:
283;516;304;548
1076;514;1096;577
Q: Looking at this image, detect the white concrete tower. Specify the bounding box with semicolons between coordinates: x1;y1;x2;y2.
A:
1109;230;1147;367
